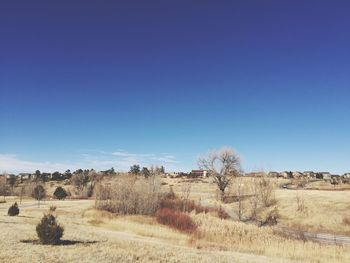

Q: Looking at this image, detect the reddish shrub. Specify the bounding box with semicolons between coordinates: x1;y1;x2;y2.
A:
160;197;210;214
156;208;197;233
160;194;232;220
217;206;230;219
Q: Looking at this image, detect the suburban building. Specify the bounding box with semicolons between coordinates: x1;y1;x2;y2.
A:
190;170;209;177
292;171;303;179
245;172;265;177
19;173;32;180
279;171;291;179
343;173;350;178
268;171;279;177
303;171;315;178
320;172;332;180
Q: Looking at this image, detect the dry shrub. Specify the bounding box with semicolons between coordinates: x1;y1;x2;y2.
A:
257;176;276;207
160;194;230;219
246;176;278;221
156;208;197;233
296;192;308;215
95;174;162;215
160;197;209;214
342;215;350;226
192;213;348;263
15;182;36;198
259;207;279;226
217;206;230;219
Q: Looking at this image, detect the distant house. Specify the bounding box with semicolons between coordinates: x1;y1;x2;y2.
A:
331;174;342;184
190;170;209;177
342;173;350;184
343;173;350;178
6;174;14;179
246;172;265;177
303;171;315;178
19;173;32;181
292;172;303;179
41;173;52;180
268;171;279;178
320;172;331;180
279;171;291;179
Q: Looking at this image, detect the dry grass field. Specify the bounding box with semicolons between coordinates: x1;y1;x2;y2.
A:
1;177;350;263
166;176;350;234
276;189;350;235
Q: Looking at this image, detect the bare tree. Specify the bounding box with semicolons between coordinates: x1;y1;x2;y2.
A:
71;171;89;196
198;147;241;201
247;174;277;221
32;184;46;207
0;175;8;202
247;178;260;220
8;174;17;195
232;177;245;220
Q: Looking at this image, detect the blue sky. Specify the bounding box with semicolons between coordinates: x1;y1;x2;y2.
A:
0;1;349;174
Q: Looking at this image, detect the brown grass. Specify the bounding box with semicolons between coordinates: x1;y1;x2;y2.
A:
343;215;350;226
2;178;350;263
191;213;350;263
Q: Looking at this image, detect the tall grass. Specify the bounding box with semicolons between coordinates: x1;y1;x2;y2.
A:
191;213;350;263
95;175;163;215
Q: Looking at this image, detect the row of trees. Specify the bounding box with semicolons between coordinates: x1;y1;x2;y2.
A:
129;165;165;177
1;165;165;184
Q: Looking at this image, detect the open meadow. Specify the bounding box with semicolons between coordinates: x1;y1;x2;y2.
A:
1;176;350;263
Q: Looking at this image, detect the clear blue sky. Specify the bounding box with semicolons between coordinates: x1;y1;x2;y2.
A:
0;1;349;174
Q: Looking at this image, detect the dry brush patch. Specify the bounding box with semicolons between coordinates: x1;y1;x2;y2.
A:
156;208;197;234
190;213;350;263
94;175;163;215
276;189;350;235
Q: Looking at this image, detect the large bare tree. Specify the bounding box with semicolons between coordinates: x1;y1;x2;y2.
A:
198;147;241;201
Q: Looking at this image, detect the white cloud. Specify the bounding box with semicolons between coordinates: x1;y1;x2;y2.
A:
0;154;80;174
0;150;180;174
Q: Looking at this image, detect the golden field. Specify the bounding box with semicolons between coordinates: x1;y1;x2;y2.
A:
0;177;350;263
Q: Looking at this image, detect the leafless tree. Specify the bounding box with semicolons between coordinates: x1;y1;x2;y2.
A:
248;178;260;220
71;172;89;196
247;174;277;221
232;177;245;220
0;175;8;201
198;147;241;201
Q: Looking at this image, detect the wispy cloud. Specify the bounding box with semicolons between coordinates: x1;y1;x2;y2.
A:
0;154;80;174
0;150;180;174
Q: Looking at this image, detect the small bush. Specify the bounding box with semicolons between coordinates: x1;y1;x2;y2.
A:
53;186;68;200
8;202;19;216
36;206;64;245
217;206;230;219
343;215;350;226
156;208;197;233
260;207;279;226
